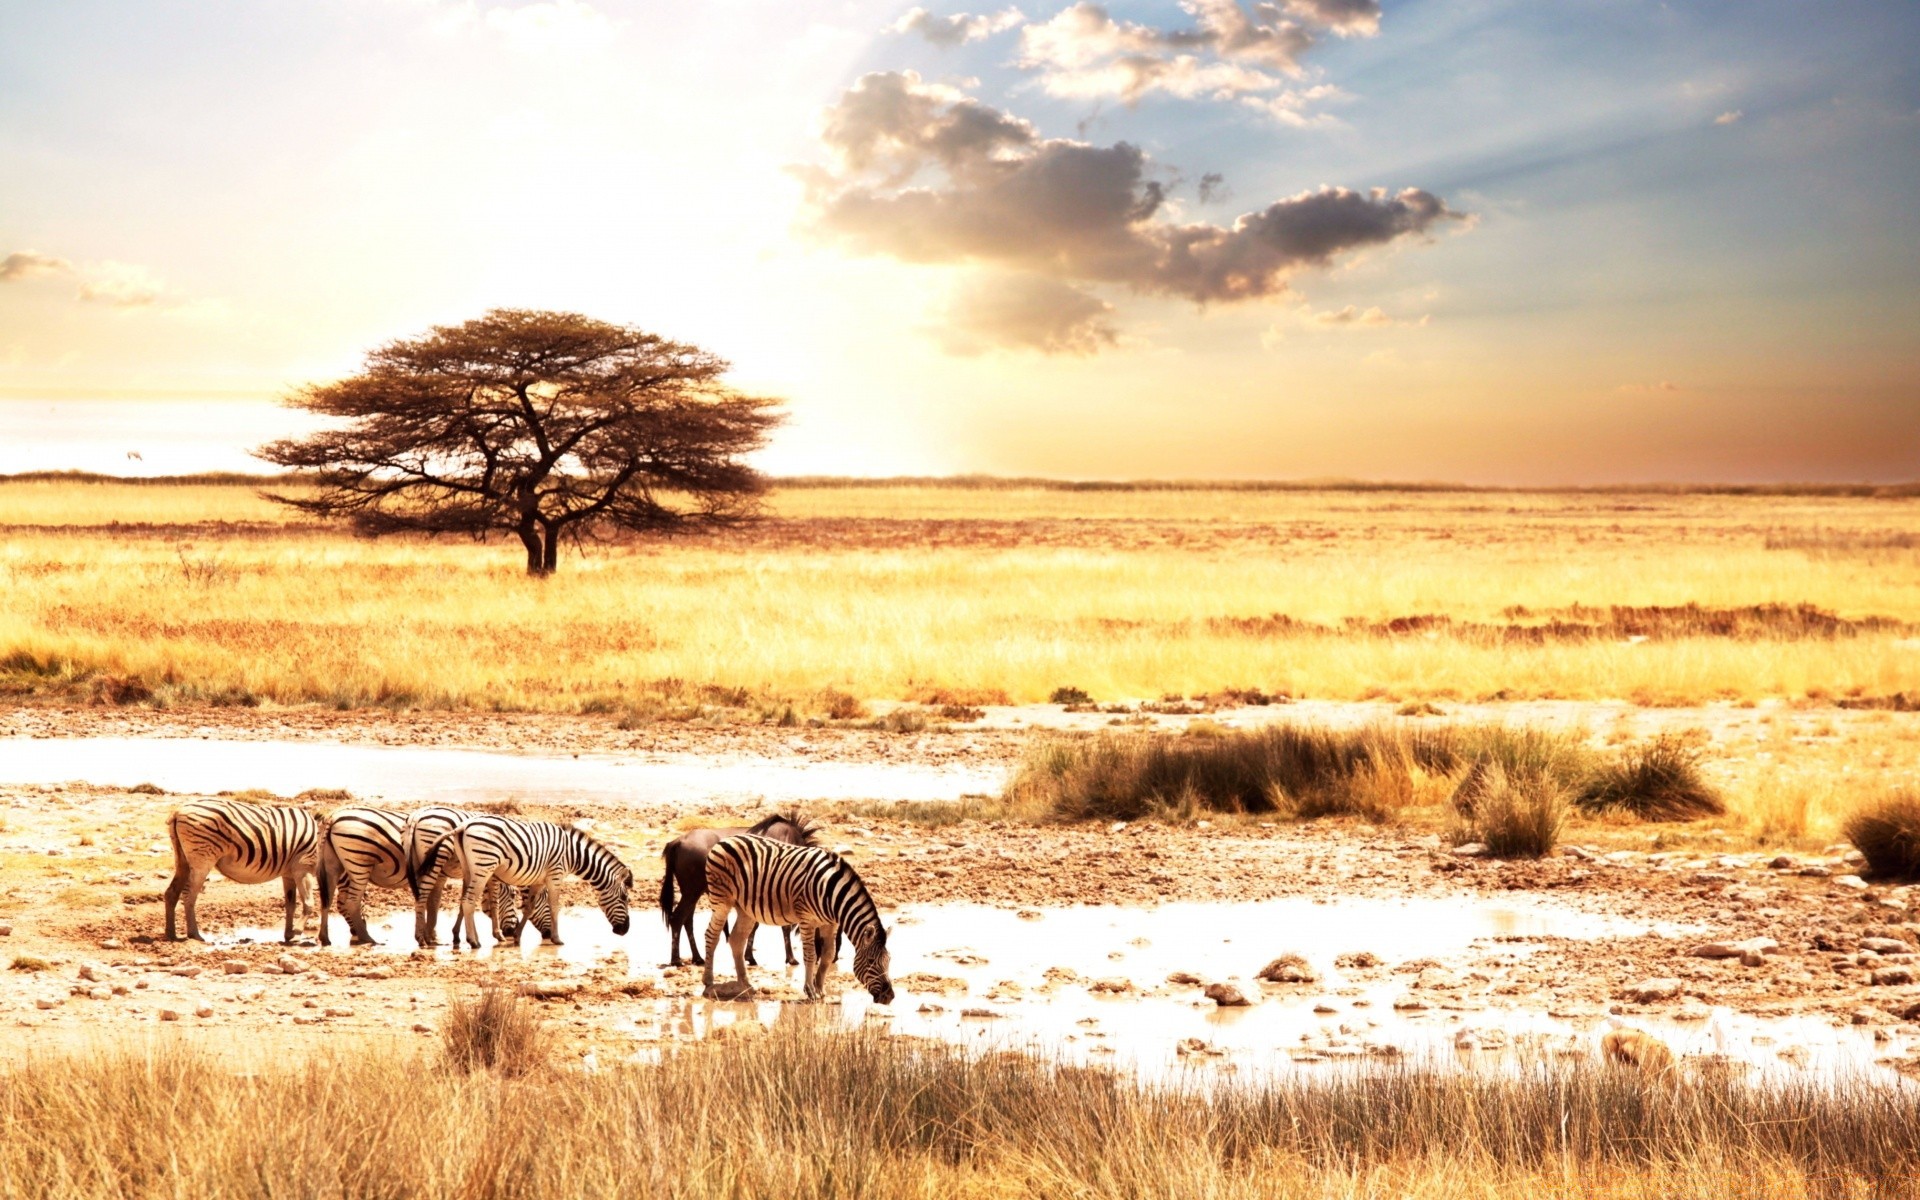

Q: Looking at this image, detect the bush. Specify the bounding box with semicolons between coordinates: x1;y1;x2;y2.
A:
1574;734;1723;820
8;956;50;973
1843;790;1920;880
1049;686;1093;705
1453;762;1568;859
442;987;550;1077
817;689;867;721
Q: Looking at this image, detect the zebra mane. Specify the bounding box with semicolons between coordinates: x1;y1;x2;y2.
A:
563;823;631;875
746;811;820;845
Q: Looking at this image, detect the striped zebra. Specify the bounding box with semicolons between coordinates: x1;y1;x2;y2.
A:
164;798;319;944
421;815;633;949
319;807;547;948
701;835;893;1004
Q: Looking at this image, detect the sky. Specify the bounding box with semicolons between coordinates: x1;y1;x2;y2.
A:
0;0;1916;483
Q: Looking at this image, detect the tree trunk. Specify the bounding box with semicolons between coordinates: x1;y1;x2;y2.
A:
518;519;550;577
541;529;559;574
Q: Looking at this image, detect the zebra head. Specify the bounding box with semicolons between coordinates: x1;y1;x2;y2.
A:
599;859;634;936
853;927;893;1005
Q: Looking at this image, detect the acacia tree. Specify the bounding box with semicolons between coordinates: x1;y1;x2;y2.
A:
257;309;783;575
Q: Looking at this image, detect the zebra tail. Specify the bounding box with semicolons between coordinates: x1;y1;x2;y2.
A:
658;842;677;925
408;828;455;902
166;809;188;877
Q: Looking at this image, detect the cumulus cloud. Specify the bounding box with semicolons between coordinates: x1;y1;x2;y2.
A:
1714;109;1743;125
1;248;176;309
892;6;1025;46
801;72;1463;351
940;274;1118;355
1016;0;1373;113
0;250;73;282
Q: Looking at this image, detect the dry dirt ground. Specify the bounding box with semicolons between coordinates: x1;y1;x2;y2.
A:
3;705;1919;1068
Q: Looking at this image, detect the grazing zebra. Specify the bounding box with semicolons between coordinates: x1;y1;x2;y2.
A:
403;807;552;948
701;836;893;1004
424;816;633;949
658;812;822;967
164;798;318;944
320;807;546;947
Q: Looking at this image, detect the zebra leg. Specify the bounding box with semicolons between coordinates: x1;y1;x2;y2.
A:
800;922;821;1002
540;882;561;945
282;873;301;944
181;863;215;942
420;877;447;947
783;925;798;967
456;870;492;949
726;915;759;997
745;920;759;968
344;876;378;946
164;865;191;942
700;902;732;993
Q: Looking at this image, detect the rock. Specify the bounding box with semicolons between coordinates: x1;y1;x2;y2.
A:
78;964;107;982
1203;982;1252;1007
194;1005;214;1019
917;1002;945;1015
1313;1002;1338;1014
1798;865;1833;878
1175;1037;1220;1057
222;961;249;975
291;1014;322;1026
238;987;265;1002
1561;845;1599;862
411;1023;432;1034
1863;938;1911;954
1087;977;1134;995
168;966;203;978
274;955;305;975
517;980;584;999
1872;967;1916;987
86;987;112;1001
98;939;121;950
1673;1002;1712;1022
1391;995;1429;1011
1451;843;1488;858
959;1007;1004;1019
1692;937;1778;960
1835;875;1870;891
0;923;11;937
352;966;395;980
1741;952;1767;968
323;1007;355;1018
1255;954;1319;984
1165;971;1204;986
158;1008;182;1022
1623;978;1684;1003
1336;951;1383;969
1852;1008;1893;1026
35;998;59;1010
1769;855;1797;870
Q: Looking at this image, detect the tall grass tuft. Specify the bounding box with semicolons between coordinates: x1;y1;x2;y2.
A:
441;986;550;1076
1842;789;1920;880
1574;734;1724;820
1;1030;1919;1198
1450;762;1569;858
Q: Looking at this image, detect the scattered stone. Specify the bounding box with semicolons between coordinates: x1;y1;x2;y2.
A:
1768;855;1797;870
78;964;107;982
518;980;584;999
194;1004;214;1019
1863;938;1911;954
1165;971;1204;986
168;965;203;978
1852;1008;1894;1026
1835;876;1870;891
1692;937;1779;960
1451;843;1488;858
1204;982;1252;1007
1087;977;1134;995
323;1007;355;1018
1798;865;1833;878
1313;1002;1338;1014
959;1007;1004;1019
1623;978;1684;1004
411;1023;432;1034
1175;1037;1221;1057
222;961;249;975
1255;954;1319;984
1391;995;1429;1011
917;1002;945;1015
1335;951;1382;969
1016;910;1042;922
97;939;121;950
158;1008;182;1022
86;986;112;1001
1872;967;1916;987
274;955;305;975
291;1014;322;1026
35;998;59;1010
0;923;11;938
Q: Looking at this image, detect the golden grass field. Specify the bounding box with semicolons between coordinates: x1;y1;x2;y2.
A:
2;476;1917;712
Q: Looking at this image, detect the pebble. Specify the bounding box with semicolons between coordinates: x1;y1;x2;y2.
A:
323;1007;354;1019
1391;995;1429;1011
1835;876;1870;891
35;998;59;1010
0;923;11;937
1624;977;1684;1003
518;980;583;999
411;1023;433;1034
97;938;121;950
1204;982;1253;1007
1863;938;1911;954
158;1008;182;1022
1255;955;1319;984
86;987;112;1001
1872;967;1916;987
1451;843;1488;858
194;1005;214;1018
222;961;249;975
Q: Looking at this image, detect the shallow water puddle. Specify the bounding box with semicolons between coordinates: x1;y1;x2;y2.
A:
0;736;1004;806
255;896;1899;1083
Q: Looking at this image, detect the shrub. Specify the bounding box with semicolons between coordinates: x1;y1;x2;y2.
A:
442;986;550;1077
8;956;50;972
1574;734;1723;820
1049;686;1093;705
817;689;867;721
1454;763;1568;859
1843;790;1920;880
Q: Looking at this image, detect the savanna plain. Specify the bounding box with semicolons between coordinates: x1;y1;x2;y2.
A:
4;476;1920;1198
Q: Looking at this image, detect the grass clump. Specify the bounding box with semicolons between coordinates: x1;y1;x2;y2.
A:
1573;734;1723;820
8;956;50;972
441;986;551;1077
1450;762;1569;858
1842;789;1920;880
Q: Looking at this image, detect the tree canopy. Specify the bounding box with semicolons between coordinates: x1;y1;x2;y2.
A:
257;309;783;574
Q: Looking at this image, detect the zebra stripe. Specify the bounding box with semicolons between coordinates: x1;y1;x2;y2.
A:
318;807;547;948
443;816;633;949
701;836;893;1004
402;807;553;949
164;798;319;944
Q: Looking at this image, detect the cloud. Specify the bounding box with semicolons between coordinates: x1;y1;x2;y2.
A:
939;274;1118;355
1617;380;1683;393
802;73;1463;350
1262;302;1426;344
892;6;1025;46
1;248;177;309
1016;0;1374;112
1714;109;1743;126
0;250;73;282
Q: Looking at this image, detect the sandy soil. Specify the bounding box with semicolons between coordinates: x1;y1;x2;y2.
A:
2;705;1918;1069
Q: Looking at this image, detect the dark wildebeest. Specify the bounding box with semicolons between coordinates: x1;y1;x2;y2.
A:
659;812;820;967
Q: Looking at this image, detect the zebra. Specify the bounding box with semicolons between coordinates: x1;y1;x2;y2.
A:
700;835;893;1004
658;812;823;968
319;807;547;948
422;815;633;949
402;806;554;948
164;798;319;944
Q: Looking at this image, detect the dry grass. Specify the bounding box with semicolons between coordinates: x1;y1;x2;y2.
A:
2;481;1918;712
1842;789;1920;880
441;986;552;1076
1451;761;1570;858
1573;734;1725;821
0;1027;1915;1199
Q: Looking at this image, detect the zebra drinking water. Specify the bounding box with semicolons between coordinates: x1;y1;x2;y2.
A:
700;835;893;1004
164;798;319;943
658;811;822;967
320;806;547;947
422;815;633;949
